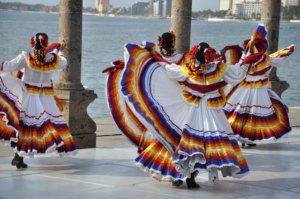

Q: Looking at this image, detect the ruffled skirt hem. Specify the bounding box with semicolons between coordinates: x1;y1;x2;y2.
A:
173;129;249;178
135;140;185;182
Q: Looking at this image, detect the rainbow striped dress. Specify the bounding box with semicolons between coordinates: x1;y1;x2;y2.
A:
223;45;294;144
118;42;249;180
105;48;186;182
0;50;76;156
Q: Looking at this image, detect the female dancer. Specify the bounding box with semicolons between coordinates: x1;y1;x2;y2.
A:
119;34;251;188
134;31;188;186
104;31;187;186
0;33;76;169
166;42;250;185
223;25;294;147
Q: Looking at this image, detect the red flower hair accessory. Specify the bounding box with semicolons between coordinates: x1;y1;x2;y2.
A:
158;35;163;47
204;48;217;63
189;45;199;59
30;36;35;48
30;33;48;48
170;31;176;43
157;31;176;48
188;45;200;71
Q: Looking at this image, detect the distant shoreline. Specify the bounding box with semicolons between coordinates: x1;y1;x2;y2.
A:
1;9;300;23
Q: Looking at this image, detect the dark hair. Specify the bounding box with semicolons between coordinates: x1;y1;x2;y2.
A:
34;33;48;49
33;33;48;63
159;32;175;56
195;42;210;64
161;32;173;49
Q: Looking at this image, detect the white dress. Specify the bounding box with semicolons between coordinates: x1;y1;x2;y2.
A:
134;51;187;182
223;53;292;144
0;50;76;156
120;42;249;180
163;60;250;178
105;46;187;182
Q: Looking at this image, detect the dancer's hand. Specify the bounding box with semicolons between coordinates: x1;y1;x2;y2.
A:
60;40;67;51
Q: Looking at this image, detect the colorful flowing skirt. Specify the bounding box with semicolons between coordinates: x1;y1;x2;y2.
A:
135;139;185;182
0;73;76;156
119;42;249;179
105;59;185;182
0;72;21;144
172;98;249;178
223;80;291;144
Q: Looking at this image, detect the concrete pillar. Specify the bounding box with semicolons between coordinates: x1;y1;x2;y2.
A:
58;0;83;90
261;0;289;97
171;0;192;53
56;0;97;148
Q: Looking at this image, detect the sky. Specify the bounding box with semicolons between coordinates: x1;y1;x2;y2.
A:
0;0;220;11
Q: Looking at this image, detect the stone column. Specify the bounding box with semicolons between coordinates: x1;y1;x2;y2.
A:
261;0;289;97
56;0;97;148
171;0;192;53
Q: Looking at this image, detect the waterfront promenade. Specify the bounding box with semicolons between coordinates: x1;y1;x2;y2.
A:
0;108;300;199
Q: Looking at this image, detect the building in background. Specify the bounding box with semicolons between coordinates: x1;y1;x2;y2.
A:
132;2;150;16
95;0;110;14
220;0;262;18
150;0;172;17
219;0;233;11
152;0;162;17
220;0;300;17
231;0;245;15
161;0;172;17
236;0;261;19
282;0;300;6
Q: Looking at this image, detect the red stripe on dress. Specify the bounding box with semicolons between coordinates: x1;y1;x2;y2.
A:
179;81;227;93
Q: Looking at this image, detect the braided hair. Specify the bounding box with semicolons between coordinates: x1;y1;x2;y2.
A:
30;33;48;65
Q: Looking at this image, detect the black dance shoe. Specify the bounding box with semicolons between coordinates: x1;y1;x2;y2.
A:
11;153;28;169
172;180;183;187
186;171;200;189
17;158;28;169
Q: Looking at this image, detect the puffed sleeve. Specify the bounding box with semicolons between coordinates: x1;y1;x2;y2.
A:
2;52;27;72
269;56;287;68
164;63;187;81
223;62;248;86
57;51;67;69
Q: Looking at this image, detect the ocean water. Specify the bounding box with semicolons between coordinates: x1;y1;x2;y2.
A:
0;10;299;118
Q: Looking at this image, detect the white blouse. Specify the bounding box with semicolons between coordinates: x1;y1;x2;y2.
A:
164;61;249;87
2;51;67;84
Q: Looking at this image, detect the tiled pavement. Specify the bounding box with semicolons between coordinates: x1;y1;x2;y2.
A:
0;126;300;199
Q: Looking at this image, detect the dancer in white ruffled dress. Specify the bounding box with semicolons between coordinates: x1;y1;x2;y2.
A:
104;31;188;186
0;33;76;169
119;39;250;188
161;42;250;186
134;31;187;186
223;25;294;147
